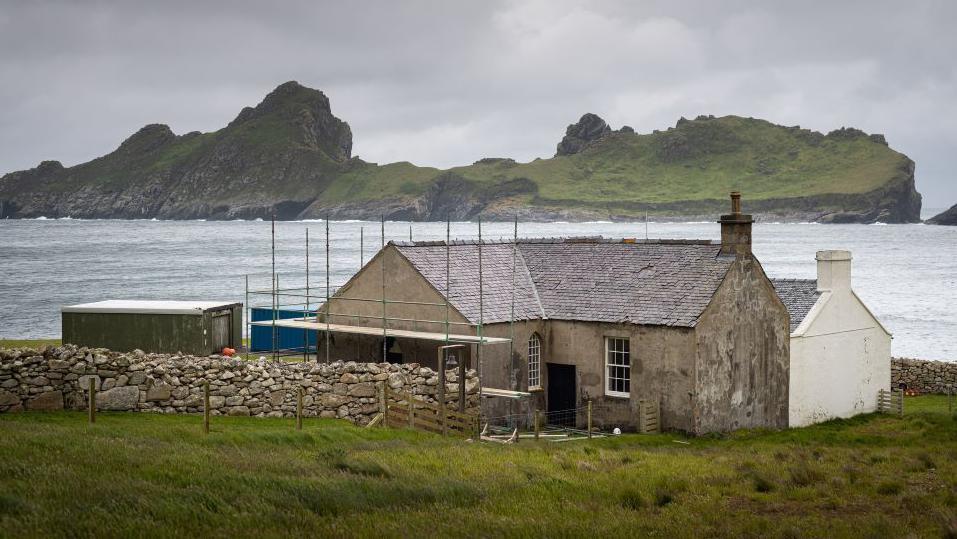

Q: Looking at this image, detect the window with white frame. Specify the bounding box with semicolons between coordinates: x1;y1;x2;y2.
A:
527;334;541;389
605;337;630;397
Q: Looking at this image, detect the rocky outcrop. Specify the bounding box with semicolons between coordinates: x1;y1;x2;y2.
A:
555;113;611;156
927;204;957;225
0;345;479;423
892;357;957;394
0;83;923;223
0;81;348;220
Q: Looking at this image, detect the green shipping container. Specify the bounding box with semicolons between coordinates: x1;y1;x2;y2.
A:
62;300;243;356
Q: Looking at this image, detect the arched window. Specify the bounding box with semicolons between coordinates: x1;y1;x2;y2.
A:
528;333;542;389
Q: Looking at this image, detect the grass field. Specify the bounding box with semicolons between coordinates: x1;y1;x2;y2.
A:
1;397;955;537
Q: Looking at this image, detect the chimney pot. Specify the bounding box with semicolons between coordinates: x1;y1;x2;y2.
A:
730;191;742;214
718;191;753;257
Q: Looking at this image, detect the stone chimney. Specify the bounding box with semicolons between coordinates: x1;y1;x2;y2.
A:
718;191;753;256
816;250;852;291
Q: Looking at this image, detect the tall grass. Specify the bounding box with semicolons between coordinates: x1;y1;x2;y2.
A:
0;397;955;537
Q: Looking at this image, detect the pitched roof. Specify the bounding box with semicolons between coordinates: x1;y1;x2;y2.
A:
393;237;735;327
394;241;543;324
771;279;821;332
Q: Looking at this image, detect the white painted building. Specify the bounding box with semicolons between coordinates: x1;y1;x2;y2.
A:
773;250;892;427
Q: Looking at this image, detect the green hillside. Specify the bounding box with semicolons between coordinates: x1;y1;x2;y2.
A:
331;116;907;206
0;82;921;222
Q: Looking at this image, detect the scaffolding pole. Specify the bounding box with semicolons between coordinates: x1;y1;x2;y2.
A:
445;218;450;346
244;218;517;363
325;218;331;364
381;217;387;363
271;215;277;362
510;215;517;393
360;227;364;268
304;228;310;361
477;216;484;406
274;273;280;361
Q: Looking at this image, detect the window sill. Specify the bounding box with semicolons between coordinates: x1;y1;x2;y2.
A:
604;392;630;399
528;386;544;393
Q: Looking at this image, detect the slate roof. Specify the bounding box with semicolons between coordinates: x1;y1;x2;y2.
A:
393;237;735;327
771;279;821;332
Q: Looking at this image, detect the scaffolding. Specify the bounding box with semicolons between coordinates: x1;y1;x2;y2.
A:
242;216;515;384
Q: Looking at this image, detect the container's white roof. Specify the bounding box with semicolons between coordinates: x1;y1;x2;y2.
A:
62;300;239;315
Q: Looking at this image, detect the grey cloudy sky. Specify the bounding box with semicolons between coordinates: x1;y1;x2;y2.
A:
1;0;955;204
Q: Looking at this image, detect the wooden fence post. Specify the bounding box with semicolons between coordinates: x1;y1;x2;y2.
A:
296;386;303;430
534;410;540;440
587;400;593;439
88;377;96;424
203;381;210;435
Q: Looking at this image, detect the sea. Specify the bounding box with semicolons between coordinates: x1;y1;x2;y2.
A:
1;213;955;361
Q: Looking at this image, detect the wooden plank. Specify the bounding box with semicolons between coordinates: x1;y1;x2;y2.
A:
481;387;532;399
444;408;478;422
386;417;410;429
388;410;410;423
412;415;444;431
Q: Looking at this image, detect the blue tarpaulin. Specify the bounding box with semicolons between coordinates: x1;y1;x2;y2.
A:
250;307;318;353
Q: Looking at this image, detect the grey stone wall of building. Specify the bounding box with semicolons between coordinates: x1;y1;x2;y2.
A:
476;319;697;432
694;258;791;432
0;345;479;422
892;357;957;394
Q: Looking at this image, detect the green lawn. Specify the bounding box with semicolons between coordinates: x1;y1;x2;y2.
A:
1;398;955;537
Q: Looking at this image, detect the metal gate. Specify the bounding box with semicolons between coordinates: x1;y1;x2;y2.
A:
211;310;232;351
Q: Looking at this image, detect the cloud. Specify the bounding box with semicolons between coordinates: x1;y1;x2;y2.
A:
0;0;954;203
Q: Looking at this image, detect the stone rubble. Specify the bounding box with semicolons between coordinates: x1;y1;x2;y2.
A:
0;345;479;424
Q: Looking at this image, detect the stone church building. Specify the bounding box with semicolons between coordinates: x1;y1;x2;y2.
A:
311;193;793;434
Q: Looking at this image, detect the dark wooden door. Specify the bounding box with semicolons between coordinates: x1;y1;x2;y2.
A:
546;363;576;425
211;311;231;351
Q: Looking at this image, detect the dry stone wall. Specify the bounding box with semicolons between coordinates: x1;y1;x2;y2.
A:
0;345;479;424
892;357;957;394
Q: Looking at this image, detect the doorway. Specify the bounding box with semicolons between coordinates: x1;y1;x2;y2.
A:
546;363;576;426
211;310;232;351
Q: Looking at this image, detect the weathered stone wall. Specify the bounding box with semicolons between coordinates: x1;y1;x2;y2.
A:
694;258;791;433
0;345;479;424
892;357;957;394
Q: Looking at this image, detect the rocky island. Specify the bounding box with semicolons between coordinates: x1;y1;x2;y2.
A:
0;81;922;222
927;204;957;225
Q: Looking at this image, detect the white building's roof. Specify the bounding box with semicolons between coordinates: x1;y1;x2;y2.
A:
62;300;239;316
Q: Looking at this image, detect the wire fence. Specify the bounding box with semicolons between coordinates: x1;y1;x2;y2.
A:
481;401;616;440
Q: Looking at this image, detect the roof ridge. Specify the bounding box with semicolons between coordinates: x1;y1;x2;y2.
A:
392;236;717;247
